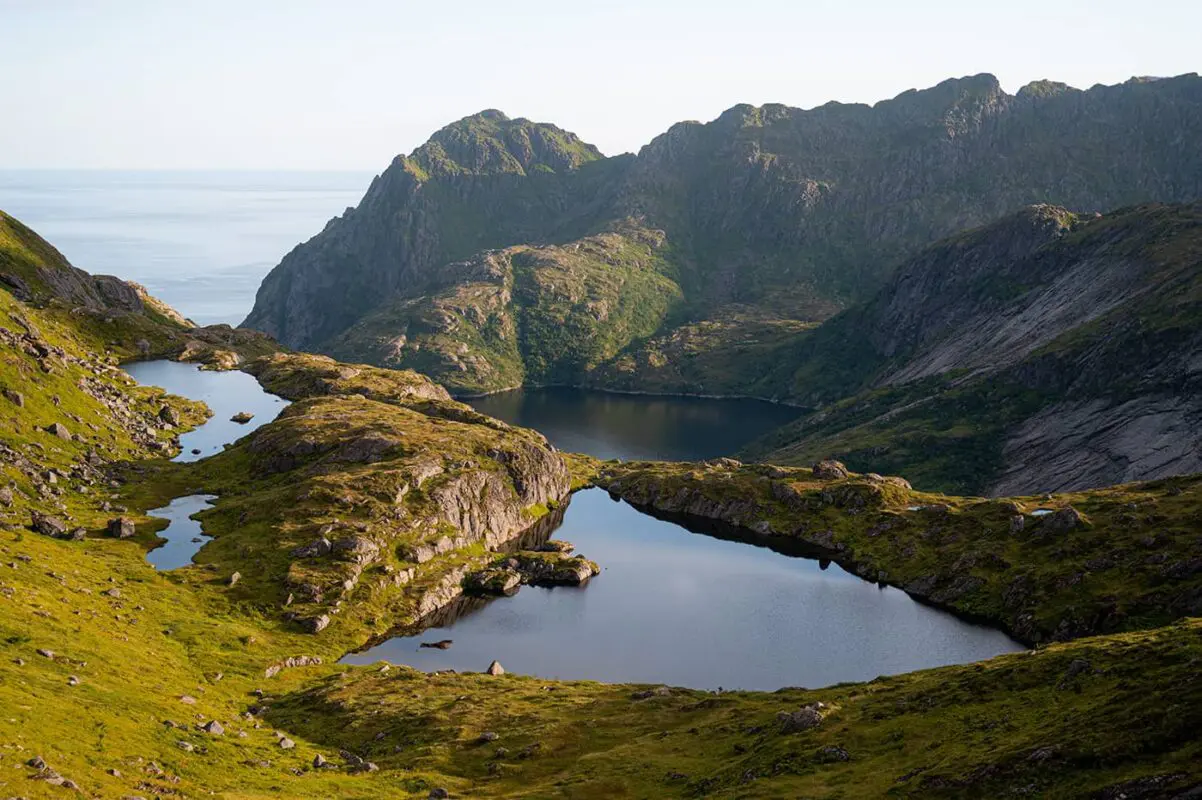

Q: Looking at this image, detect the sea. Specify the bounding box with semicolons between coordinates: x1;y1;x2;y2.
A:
0;170;372;325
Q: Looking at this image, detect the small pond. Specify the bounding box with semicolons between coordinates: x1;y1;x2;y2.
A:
145;494;216;570
126;360;289;567
344;489;1022;690
122;359;288;462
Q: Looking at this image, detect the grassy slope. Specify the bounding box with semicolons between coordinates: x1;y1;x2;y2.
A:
3;303;1202;797
4;212;1202;798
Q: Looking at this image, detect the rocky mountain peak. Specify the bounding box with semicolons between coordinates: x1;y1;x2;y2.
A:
409;111;604;178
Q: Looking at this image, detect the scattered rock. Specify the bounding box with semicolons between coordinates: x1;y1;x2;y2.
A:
177;740;194;752
228;571;241;587
179;695;197;704
428;789;449;799
201;720;224;735
44;422;72;440
36;648;54;659
811;460;850;480
1044;506;1085;533
278;737;295;749
158;406;180;425
486;660;505;676
816;745;850;762
778;703;824;733
302;614;330;634
421;639;453;650
478;731;499;743
3;388;24;407
231;411;255;424
107;516;136;538
30;511;69;538
0;485;12;506
313;753;328;769
67;675;81;686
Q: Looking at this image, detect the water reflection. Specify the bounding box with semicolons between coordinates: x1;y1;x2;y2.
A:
344;489;1021;690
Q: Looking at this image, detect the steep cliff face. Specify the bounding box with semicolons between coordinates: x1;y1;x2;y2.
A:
744;203;1202;495
244;74;1202;395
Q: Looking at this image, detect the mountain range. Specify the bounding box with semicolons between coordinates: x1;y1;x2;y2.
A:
242;72;1202;494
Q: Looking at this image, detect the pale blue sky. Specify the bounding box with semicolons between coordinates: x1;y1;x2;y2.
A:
3;0;1199;169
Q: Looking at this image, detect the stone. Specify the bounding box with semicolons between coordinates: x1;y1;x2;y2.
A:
1009;514;1026;534
1044;506;1085;533
486;660;505;676
3;388;24;407
291;536;332;558
778;704;824;733
302;614;330;633
30;511;69;538
279;737;295;749
0;485;13;506
313;753;328;768
816;745;850;762
180;695;197;704
478;731;499;743
420;639;453;650
228;571;241;587
45;422;72;440
201;720;224;735
428;789;450;799
67;675;81;686
158;405;180;425
177;740;194;752
107;516;136;538
231;411;255;424
191;448;202;455
811;460;850;480
37;648;54;659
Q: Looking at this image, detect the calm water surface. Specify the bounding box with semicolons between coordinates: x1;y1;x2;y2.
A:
122;360;288;462
346;489;1022;689
468;388;801;461
0;170;368;325
146;494;217;570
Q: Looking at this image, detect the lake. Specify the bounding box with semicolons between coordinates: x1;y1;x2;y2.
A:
467;387;801;461
345;488;1021;690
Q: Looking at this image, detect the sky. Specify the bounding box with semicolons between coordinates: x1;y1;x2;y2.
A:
2;0;1200;170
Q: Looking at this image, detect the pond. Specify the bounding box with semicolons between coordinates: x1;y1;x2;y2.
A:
123;359;288;462
344;488;1022;690
125;359;288;567
467;387;801;461
145;494;216;570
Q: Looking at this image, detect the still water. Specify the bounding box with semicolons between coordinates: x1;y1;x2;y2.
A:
145;494;217;570
468;387;801;461
346;489;1022;690
122;359;288;462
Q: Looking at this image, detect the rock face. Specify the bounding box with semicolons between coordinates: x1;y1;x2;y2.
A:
746;202;1202;495
244;75;1202;398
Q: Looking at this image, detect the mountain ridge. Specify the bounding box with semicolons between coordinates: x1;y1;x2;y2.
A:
243;72;1202;400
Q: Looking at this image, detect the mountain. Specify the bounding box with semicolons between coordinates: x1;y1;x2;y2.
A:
244;73;1202;394
742;202;1202;495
